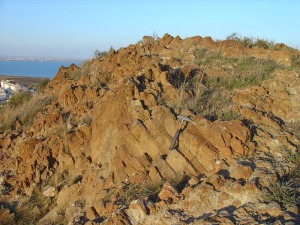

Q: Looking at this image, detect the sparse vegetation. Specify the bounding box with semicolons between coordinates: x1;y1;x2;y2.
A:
264;168;300;207
0;94;56;131
94;50;108;60
168;49;281;120
7;91;32;107
290;54;300;73
264;145;300;207
226;32;275;49
12;189;53;225
78;57;110;87
166;70;236;120
194;49;280;87
167;51;280;120
222;109;241;121
35;78;50;92
120;174;189;205
122;182;163;205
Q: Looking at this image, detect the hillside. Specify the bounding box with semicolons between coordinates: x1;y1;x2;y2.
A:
0;34;300;225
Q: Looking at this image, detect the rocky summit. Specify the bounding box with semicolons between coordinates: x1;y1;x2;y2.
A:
0;34;300;224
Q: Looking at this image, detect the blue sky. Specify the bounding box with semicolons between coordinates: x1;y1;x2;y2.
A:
0;0;299;59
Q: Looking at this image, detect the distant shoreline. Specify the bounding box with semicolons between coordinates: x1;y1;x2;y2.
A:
0;74;48;78
0;75;49;87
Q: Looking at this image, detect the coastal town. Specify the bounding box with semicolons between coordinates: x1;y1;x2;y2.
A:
0;79;33;103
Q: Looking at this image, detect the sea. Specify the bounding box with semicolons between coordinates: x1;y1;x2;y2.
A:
0;60;83;78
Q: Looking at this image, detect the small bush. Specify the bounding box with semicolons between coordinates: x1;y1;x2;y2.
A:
226;32;241;42
226;33;274;49
264;145;300;207
36;79;50;92
256;38;274;49
194;48;208;59
290;55;300;68
8;91;32;107
285;145;300;166
20;95;56;126
94;50;108;60
13;190;53;225
122;182;163;205
264;169;300;206
222;110;241;121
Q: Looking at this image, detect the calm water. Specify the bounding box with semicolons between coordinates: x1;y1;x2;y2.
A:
0;60;83;78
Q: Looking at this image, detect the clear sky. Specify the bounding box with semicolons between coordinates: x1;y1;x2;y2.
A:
0;0;299;59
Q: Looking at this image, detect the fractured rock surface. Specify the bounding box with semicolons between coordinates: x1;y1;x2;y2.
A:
0;34;299;224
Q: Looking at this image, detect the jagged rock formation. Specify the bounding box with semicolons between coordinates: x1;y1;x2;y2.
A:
0;34;299;224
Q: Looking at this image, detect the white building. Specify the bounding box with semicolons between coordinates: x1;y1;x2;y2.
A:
0;87;7;101
0;80;22;93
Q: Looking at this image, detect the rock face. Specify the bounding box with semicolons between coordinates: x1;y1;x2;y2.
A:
0;34;299;224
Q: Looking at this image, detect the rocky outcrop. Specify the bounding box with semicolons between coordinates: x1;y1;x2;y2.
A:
0;34;299;225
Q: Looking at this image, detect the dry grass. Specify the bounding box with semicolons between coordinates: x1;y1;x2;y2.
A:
0;94;56;132
0;188;54;225
194;49;280;87
121;182;163;205
264;169;300;207
167;50;282;120
264;145;300;207
165;70;239;121
120;174;189;205
35;79;50;92
226;33;275;49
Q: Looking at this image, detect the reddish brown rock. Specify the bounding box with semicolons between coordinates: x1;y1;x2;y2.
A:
86;207;99;221
230;164;253;180
158;182;180;203
126;199;148;223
